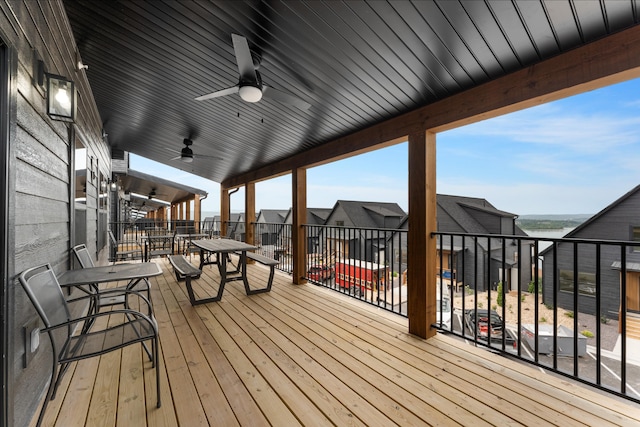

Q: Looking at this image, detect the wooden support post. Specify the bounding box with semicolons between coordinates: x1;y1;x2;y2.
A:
245;182;255;248
220;187;230;237
194;195;201;229
185;198;191;220
292;167;307;285
171;204;177;223
407;131;437;339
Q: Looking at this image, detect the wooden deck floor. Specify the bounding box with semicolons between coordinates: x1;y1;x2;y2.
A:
33;256;640;426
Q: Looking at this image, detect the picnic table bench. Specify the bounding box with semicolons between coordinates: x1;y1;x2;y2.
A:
246;252;278;294
168;254;204;305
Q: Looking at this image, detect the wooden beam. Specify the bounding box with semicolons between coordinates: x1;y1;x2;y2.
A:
222;24;640;189
292;168;307;285
245;183;255;247
407;131;437;339
220;187;230;237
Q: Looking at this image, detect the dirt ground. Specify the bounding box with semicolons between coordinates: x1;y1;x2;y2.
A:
453;290;620;351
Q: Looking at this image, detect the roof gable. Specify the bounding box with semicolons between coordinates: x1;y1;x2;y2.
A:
437;194;519;234
563;184;640;239
257;209;289;224
327;200;406;228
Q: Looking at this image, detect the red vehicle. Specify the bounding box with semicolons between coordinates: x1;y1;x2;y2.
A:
335;259;388;295
307;264;334;282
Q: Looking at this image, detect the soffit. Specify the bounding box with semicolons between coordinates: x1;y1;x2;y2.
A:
62;0;639;184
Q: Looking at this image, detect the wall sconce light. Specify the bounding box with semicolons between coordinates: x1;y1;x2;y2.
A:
46;73;76;122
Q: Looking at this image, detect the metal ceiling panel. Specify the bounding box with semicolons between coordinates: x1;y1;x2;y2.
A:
61;0;639;184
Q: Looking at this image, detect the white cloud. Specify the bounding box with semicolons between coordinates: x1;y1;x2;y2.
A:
445;104;640;153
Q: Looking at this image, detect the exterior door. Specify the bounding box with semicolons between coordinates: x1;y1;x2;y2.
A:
627;272;640;313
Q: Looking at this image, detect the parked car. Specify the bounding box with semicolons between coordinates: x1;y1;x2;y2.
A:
307;264;335;282
464;309;504;341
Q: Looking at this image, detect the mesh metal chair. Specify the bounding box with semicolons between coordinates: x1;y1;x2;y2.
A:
108;229;143;262
18;264;160;427
71;244;152;315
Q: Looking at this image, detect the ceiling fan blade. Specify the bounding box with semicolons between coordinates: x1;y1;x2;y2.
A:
262;85;311;110
195;85;239;101
232;34;258;81
194;153;223;160
169;155;181;161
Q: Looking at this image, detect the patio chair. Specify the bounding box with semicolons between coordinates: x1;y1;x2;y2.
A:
71;244;152;316
108;229;143;262
18;264;160;427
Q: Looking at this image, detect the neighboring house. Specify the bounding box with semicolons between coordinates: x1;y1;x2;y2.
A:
220;213;244;240
541;184;640;320
282;207;332;255
201;216;217;236
391;195;532;292
320;200;407;264
255;209;289;245
437;194;532;292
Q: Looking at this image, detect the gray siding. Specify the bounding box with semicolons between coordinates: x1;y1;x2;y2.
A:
1;2;108;425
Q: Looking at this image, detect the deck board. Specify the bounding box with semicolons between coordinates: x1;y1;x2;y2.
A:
32;256;640;426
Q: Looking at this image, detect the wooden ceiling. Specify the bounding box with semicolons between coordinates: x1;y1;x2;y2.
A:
62;0;640;185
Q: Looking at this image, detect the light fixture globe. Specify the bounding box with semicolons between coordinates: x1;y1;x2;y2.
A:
181;146;194;163
238;85;262;102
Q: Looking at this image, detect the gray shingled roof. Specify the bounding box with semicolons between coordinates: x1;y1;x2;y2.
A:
258;209;289;224
307;208;332;225
333;200;406;228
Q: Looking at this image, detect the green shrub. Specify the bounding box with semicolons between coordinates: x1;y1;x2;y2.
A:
492;304;497;311
600;315;609;324
520;294;526;302
528;280;536;293
565;311;574;318
581;330;594;338
497;281;504;307
540;316;547;323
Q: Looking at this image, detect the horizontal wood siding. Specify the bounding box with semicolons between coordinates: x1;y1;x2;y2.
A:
1;1;109;426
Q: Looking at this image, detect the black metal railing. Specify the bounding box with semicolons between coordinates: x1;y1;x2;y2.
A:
303;224;408;316
434;231;640;404
108;219;221;261
252;222;293;274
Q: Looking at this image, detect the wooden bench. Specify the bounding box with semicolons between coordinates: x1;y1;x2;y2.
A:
168;254;211;305
245;252;279;294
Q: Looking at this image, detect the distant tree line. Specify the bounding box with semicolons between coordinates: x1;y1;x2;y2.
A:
516;219;584;230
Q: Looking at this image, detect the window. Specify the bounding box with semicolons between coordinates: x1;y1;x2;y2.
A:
559;270;596;296
633;226;640;253
335;220;344;226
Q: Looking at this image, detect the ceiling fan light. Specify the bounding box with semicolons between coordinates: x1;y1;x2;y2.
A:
239;85;262;102
181;146;194;162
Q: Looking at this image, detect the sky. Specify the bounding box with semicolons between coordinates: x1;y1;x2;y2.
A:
130;78;640;217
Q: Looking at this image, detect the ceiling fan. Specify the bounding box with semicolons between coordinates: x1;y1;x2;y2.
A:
167;138;221;163
195;34;311;110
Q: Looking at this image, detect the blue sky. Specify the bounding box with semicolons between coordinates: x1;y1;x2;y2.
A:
131;78;640;216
